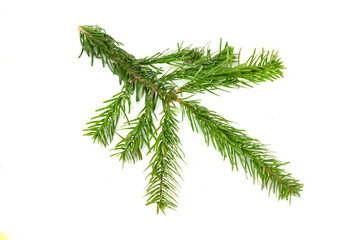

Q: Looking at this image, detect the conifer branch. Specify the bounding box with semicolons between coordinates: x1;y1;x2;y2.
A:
138;43;206;65
170;46;285;94
83;83;133;147
111;93;157;165
144;106;184;214
180;100;303;200
78;25;303;214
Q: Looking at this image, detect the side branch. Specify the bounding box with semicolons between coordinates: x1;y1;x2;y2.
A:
179;100;303;200
145;107;184;214
111;95;156;165
83;84;133;147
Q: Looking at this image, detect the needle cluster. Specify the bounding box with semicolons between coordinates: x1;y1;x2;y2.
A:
78;25;303;214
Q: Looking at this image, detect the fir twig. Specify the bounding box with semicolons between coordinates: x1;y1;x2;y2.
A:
83;83;133;147
145;105;184;214
78;25;303;214
111;93;157;165
180;99;302;200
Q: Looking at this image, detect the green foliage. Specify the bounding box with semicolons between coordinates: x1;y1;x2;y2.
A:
180;100;302;200
83;84;133;147
78;24;303;214
138;42;206;65
166;44;285;94
111;94;157;165
145;106;184;214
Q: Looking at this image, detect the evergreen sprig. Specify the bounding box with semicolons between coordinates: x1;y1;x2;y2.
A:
180;99;302;200
83;84;133;147
78;25;303;214
111;93;157;165
145;105;184;214
138;43;206;65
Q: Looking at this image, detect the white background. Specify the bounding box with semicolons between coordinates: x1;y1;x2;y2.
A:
1;0;359;239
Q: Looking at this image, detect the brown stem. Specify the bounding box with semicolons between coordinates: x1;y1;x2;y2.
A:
172;89;181;94
130;78;136;85
78;26;91;36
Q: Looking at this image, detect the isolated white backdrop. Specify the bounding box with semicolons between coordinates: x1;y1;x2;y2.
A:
0;0;359;239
